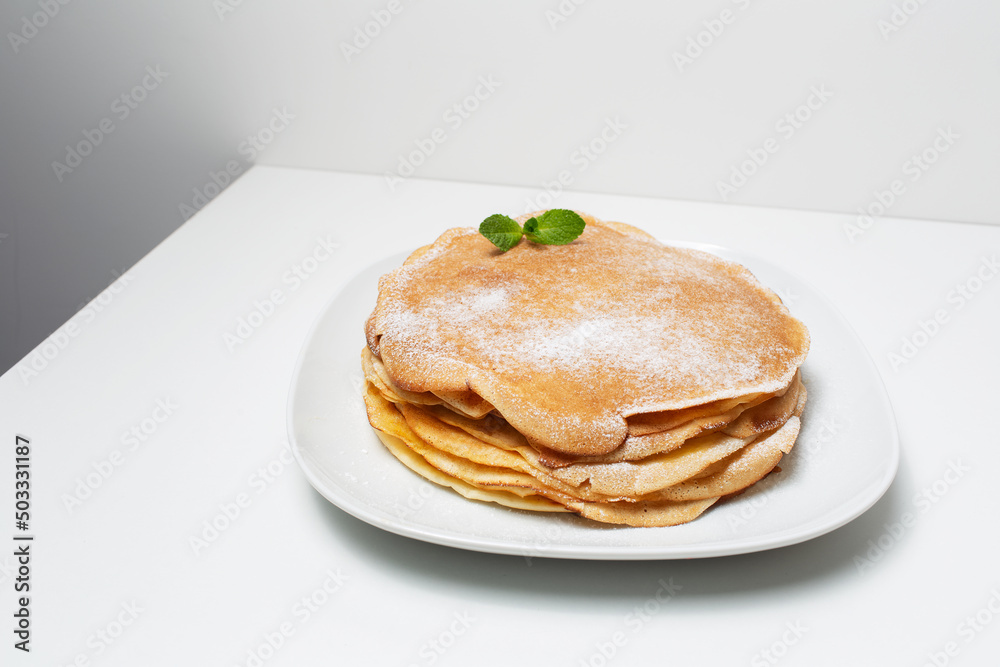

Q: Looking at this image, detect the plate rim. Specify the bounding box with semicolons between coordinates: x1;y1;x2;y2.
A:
286;241;900;560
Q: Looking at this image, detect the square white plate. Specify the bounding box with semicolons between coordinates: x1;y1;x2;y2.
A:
287;242;898;559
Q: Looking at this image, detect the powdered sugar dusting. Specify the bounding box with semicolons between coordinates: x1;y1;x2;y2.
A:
371;221;809;455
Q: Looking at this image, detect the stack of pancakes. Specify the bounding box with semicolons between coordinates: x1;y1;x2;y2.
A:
361;213;809;527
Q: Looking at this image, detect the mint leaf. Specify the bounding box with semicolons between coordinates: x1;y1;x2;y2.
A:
479;214;523;252
522;209;586;246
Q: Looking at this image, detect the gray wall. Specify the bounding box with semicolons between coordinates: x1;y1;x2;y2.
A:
2;0;998;374
0;1;305;372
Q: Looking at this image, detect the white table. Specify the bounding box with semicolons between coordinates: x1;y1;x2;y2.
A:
2;166;998;666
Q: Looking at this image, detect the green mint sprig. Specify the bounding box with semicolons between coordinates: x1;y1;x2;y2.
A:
478;209;586;252
479;214;525;252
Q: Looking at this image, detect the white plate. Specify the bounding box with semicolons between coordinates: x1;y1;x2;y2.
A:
287;243;899;560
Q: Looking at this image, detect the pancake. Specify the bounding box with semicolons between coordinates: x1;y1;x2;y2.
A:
365;361;804;494
374;431;569;513
654;401;805;502
368;214;809;456
365;384;724;527
364;380;806;526
363;347;801;465
360;211;810;527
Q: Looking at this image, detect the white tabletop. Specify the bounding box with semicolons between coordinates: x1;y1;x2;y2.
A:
2;166;998;666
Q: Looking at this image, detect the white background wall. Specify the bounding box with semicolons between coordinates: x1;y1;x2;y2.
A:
1;0;998;373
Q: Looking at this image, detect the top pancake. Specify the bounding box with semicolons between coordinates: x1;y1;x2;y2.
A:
367;213;809;456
